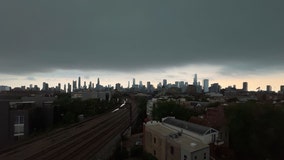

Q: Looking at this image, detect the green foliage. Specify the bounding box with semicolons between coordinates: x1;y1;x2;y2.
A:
53;93;118;125
132;96;148;133
225;102;284;159
152;101;194;121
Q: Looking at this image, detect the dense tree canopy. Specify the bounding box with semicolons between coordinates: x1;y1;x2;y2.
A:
152;101;196;121
225;102;284;160
53;93;119;125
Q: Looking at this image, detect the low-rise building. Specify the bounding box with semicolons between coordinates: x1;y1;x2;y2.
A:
0;101;36;148
144;117;219;160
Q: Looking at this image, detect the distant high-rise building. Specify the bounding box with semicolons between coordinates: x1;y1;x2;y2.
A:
115;83;121;90
147;81;151;90
68;83;71;93
163;79;167;87
179;81;185;88
73;80;77;91
97;78;100;85
175;81;179;88
157;82;162;89
209;83;221;93
280;85;284;93
84;81;87;89
243;82;248;91
34;85;39;91
58;83;61;91
42;82;49;91
78;77;81;89
193;74;198;86
266;85;272;92
132;78;136;88
203;79;209;93
64;84;66;93
139;81;143;88
96;78;102;90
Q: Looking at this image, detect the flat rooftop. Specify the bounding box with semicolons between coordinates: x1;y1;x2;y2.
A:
145;122;208;151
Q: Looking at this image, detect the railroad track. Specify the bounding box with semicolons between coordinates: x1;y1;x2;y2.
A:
0;109;130;160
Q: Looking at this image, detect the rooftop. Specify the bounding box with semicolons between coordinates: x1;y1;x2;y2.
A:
145;122;208;151
162;117;217;135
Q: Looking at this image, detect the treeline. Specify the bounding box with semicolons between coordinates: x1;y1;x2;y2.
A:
225;102;284;160
53;93;120;125
152;101;201;121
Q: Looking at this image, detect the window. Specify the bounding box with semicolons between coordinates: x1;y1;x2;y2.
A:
204;153;207;159
170;146;174;155
14;124;24;135
184;155;187;160
212;134;216;142
154;150;156;155
15;116;24;124
195;156;197;160
14;116;24;136
154;137;156;144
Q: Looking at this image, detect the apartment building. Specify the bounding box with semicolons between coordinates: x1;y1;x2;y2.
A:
144;117;218;160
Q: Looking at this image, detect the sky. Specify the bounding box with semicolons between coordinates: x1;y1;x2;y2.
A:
0;0;283;91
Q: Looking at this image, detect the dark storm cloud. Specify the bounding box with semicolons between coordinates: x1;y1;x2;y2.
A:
0;0;283;74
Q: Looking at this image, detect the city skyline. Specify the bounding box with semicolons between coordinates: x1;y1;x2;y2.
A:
1;71;283;92
0;1;283;92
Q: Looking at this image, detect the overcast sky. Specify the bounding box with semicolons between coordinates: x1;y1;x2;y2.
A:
0;0;283;91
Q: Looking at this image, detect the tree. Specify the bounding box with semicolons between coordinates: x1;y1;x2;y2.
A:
152;101;194;121
225;102;284;159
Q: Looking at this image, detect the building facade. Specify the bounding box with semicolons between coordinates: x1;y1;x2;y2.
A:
144;117;218;160
203;79;209;93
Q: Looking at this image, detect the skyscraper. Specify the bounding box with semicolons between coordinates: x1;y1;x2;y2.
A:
42;82;49;91
84;81;87;89
132;78;136;88
203;79;209;93
73;80;77;91
243;82;248;91
115;83;121;90
64;84;66;93
163;79;167;87
67;83;71;93
58;83;61;91
266;85;272;92
78;77;81;89
193;74;198;86
96;78;101;89
147;81;151;90
97;78;100;85
280;85;284;93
